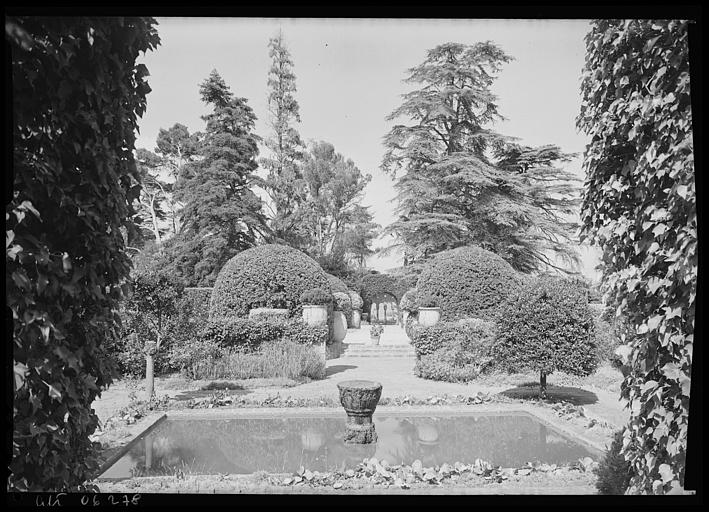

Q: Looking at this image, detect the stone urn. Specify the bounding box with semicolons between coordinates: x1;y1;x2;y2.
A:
351;309;362;329
332;311;348;343
302;304;328;326
418;307;441;327
337;380;383;444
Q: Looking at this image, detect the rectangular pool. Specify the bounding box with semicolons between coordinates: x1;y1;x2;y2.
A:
99;411;600;479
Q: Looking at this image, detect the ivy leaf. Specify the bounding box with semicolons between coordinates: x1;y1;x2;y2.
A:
658;463;674;484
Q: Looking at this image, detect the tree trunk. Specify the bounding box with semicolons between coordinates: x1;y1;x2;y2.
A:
539;371;547;400
145;354;155;400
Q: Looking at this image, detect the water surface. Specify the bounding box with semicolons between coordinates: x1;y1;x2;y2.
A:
99;412;597;479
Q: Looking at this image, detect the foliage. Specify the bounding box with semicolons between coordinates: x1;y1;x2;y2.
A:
381;42;581;273
300;287;334;306
168;70;269;286
190;339;326;381
339;205;381;268
300;141;373;259
594;430;633;495
182;287;213;323
153;123;201;236
209;244;331;318
404;313;419;339
261;32;309;247
348;290;364;311
399;288;419;313
249;308;291;321
417;292;438;308
494;276;599;396
7;16;159;491
198;317;328;354
370;324;384;337
577;19;694;494
412;319;496;382
131;148;170;248
354;271;407;314
326;273;349;293
416;245;523;321
332;292;353;324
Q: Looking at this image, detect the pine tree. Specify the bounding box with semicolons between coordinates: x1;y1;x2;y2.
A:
168;70;268;286
261;32;308;247
382;42;581;273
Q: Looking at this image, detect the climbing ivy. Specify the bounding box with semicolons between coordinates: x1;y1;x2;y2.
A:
577;19;695;494
7;17;160;491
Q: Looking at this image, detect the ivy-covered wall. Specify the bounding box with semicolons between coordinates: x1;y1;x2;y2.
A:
577;19;695;494
7;17;160;491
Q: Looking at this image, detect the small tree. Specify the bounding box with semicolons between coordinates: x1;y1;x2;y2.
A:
495;276;598;398
126;267;184;398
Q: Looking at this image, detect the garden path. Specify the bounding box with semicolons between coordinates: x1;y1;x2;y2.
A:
346;324;410;345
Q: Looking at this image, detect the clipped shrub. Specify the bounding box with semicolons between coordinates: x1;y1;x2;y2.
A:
418;292;438;308
283;320;329;346
495;276;599;398
209;244;331;319
249;308;291;321
300;287;334;306
198;317;328;355
410;319;496;359
412;319;497;382
416;246;523;321
326;273;350;293
594;430;633;495
399;288;419;314
348;290;363;311
333;291;353;323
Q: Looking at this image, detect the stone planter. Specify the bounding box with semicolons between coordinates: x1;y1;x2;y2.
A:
370;335;380;346
351;309;362;329
337;380;383;444
333;311;348;343
302;304;328;326
418;307;441;327
248;307;289;320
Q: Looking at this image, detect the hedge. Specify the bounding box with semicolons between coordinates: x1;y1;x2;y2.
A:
198;317;329;353
209;244;331;319
494;276;598;396
416;246;523;321
411;319;497;382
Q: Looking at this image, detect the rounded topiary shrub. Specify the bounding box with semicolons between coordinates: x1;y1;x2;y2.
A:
399;288;419;314
327;273;350;294
209;244;332;319
495;276;599;398
416;246;523;321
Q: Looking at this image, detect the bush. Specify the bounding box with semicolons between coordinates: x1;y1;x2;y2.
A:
416;246;522;321
209;244;331;319
410;319;496;359
399;288;418;314
332;292;353;323
300;287;333;306
348;290;363;311
249;308;291;321
190;339;326;381
594;430;633;495
412;319;497;382
327;273;350;293
404;313;419;339
198;317;328;354
495;276;599;398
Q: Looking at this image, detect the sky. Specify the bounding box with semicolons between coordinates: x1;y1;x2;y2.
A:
135;17;602;280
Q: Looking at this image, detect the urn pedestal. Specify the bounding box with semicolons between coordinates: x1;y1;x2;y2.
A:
337;380;383;444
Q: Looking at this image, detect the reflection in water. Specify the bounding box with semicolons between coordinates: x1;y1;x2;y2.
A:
101;414;597;479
